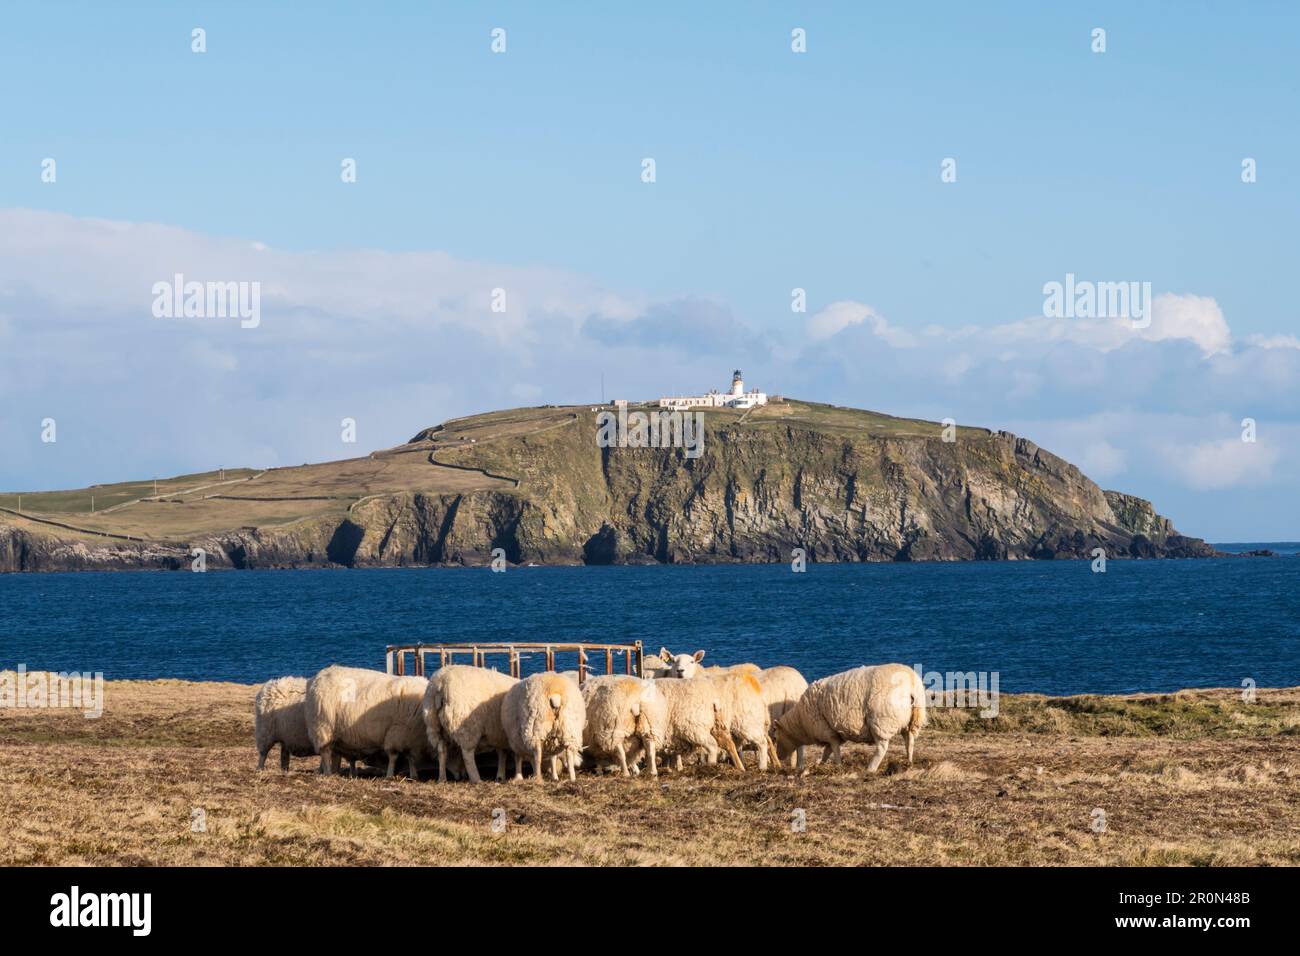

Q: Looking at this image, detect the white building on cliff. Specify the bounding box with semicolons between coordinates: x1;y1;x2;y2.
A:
658;370;768;411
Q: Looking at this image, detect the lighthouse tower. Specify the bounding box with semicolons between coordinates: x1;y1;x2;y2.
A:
731;369;744;398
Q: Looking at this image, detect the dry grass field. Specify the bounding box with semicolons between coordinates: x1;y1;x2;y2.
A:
2;678;1298;867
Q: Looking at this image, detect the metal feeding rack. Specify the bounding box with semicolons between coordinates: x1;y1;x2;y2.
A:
384;641;645;682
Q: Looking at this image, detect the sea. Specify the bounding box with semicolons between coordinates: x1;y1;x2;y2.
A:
2;543;1297;696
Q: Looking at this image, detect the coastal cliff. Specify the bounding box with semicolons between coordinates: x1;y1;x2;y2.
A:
0;401;1217;571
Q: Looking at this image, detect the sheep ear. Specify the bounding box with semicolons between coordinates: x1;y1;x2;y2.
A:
692;650;706;662
659;648;673;662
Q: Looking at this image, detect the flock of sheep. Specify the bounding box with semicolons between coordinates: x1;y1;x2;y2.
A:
253;649;928;782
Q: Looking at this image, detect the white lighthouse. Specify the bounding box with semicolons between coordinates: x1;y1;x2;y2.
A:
657;369;769;411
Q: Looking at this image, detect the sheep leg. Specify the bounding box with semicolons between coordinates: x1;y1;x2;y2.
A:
512;750;525;782
280;743;291;772
624;738;644;775
566;749;577;782
257;744;269;771
496;748;508;783
766;736;782;772
722;736;744;771
615;742;629;776
674;754;683;772
905;730;916;764
436;740;447;783
533;744;545;782
408;754;420;780
796;746;808;776
819;744;834;765
385;751;398;778
866;739;889;773
461;745;483;784
754;738;769;771
647;739;658;777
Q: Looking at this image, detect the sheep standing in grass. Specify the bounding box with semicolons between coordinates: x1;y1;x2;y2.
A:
623;683;669;776
773;663;926;774
708;670;779;770
654;677;742;771
757;666;809;769
423;665;517;784
254;676;315;771
501;672;586;782
581;675;666;776
304;665;431;779
658;649;779;771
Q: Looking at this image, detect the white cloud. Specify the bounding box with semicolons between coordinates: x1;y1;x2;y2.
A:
0;208;636;347
806;293;1231;358
1002;412;1292;493
807;301;917;347
1143;293;1232;356
1168;437;1280;490
941;352;974;383
185;340;239;372
509;382;543;403
1079;440;1127;479
1246;334;1300;350
973;293;1230;357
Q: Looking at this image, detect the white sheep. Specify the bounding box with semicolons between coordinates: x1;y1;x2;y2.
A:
658;647;760;680
423;665;518;784
641;655;672;679
501;672;586;782
773;663;926;774
658;647;705;678
756;665;809;768
581;675;666;776
304;665;431;779
707;670;778;770
654;677;742;771
657;649;777;771
254;676;315;771
704;663;761;677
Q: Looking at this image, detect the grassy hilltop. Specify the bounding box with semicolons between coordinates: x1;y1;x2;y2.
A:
0;399;1214;571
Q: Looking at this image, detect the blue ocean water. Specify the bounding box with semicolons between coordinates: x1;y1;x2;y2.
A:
2;554;1297;695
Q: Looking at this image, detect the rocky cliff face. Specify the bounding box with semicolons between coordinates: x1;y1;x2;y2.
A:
425;419;1215;564
0;410;1217;571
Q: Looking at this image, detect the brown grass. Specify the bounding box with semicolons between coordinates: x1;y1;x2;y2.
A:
3;680;1299;866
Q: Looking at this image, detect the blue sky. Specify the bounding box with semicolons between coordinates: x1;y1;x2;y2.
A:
1;2;1298;539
